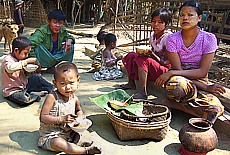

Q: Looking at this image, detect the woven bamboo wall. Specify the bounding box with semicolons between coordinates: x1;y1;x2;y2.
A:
110;0;230;46
24;0;47;28
0;0;47;27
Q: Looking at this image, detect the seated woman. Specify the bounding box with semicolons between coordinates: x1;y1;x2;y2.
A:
120;8;172;100
154;0;226;122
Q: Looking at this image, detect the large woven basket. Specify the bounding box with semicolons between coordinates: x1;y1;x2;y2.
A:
107;108;171;141
120;104;169;122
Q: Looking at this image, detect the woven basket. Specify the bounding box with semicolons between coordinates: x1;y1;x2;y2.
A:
84;47;95;55
136;46;151;56
107;110;171;141
120;104;169;122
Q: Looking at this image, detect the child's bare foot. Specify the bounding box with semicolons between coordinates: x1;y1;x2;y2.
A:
73;133;93;147
79;141;93;147
86;146;102;154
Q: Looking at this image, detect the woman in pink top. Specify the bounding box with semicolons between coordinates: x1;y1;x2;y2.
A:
155;0;226;122
119;8;172;100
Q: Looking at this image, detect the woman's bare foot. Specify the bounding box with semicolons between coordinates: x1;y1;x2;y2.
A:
115;83;136;90
86;146;102;154
133;92;147;100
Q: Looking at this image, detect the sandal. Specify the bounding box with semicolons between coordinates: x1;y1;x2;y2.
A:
115;84;136;90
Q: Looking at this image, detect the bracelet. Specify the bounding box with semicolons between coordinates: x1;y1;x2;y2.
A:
57;116;61;125
84;147;89;154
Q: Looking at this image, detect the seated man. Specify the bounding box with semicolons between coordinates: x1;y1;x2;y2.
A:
29;9;75;73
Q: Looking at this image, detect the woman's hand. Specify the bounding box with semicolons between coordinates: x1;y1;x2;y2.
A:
206;84;226;96
155;71;172;87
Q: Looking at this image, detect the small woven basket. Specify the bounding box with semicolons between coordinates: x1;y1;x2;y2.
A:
136;46;151;56
84;47;95;55
107;105;171;141
120;104;169;122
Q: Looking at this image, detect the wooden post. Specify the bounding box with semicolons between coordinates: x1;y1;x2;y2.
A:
72;0;84;28
71;0;76;26
57;0;60;9
7;0;11;20
3;0;7;19
114;0;119;31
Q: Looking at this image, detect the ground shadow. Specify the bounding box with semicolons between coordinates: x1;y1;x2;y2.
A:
0;97;37;109
164;143;181;155
9;130;55;155
169;110;192;132
0;97;21;108
87;114;150;146
97;86;117;93
215;130;230;151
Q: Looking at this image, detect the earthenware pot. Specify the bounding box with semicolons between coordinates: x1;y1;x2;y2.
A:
179;118;218;154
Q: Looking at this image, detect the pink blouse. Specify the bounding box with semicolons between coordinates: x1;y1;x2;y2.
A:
150;30;172;61
166;30;218;69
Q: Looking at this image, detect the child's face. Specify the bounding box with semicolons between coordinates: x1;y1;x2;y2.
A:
53;69;80;98
14;46;31;60
111;41;116;49
48;19;64;34
179;6;202;30
151;16;166;35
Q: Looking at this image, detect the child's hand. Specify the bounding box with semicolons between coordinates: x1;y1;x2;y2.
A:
61;114;76;124
35;62;42;74
117;60;123;66
25;58;37;64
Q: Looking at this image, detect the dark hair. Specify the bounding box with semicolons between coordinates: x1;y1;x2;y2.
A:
97;31;107;43
179;0;203;16
104;33;116;47
151;8;172;26
12;37;32;52
48;9;66;21
54;61;78;80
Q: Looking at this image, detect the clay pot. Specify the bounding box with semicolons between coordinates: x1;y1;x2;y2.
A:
179;118;218;154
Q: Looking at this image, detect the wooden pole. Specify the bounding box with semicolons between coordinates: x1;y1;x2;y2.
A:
57;0;60;9
71;0;76;26
115;0;119;32
3;0;7;19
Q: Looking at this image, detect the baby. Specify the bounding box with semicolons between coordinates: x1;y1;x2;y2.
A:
38;61;101;154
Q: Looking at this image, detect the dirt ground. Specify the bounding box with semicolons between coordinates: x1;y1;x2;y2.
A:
0;25;229;155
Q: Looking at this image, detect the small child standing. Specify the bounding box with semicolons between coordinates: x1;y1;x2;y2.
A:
14;0;24;36
92;33;123;80
1;37;54;106
38;61;101;154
